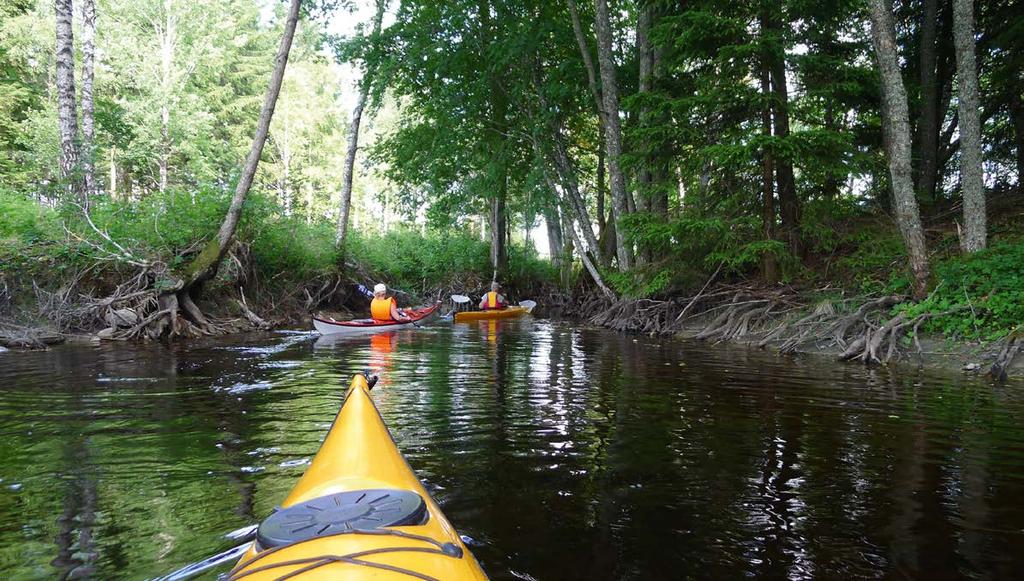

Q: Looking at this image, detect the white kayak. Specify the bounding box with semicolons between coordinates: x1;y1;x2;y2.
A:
313;303;440;336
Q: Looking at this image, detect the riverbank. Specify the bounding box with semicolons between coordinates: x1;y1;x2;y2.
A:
557;275;1023;381
0;188;554;346
682;321;1022;379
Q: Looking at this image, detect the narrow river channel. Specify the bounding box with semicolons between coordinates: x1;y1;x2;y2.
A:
1;319;1022;579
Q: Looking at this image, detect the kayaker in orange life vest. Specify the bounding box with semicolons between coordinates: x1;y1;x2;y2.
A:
370;283;410;323
479;282;508;310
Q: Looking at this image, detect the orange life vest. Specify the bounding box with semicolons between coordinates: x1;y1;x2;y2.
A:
370;297;396;322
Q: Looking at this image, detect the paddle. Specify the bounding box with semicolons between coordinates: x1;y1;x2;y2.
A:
519;299;537;313
151;525;257;581
439;294;472;319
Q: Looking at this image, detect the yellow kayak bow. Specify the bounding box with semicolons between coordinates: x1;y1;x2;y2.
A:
227;374;489;580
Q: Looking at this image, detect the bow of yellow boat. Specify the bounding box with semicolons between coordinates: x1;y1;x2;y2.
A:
228;374;488;580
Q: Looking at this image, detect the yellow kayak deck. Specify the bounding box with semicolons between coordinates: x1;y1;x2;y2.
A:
453;306;530;322
228;375;488;580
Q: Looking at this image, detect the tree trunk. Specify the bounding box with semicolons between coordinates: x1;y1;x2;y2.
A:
868;0;931;300
593;0;632;270
183;0;302;290
1011;91;1024;195
530;59;607;268
597;133;606;233
549;128;604;267
932;0;956;198
636;2;652;213
538;158;614;299
637;3;668;218
560;209;575;288
532;129;612;297
759;15;778;285
952;0;986;252
490;193;508;277
766;10;800;257
566;0;606;127
916;0;940;201
546;209;563;268
336;0;385;250
158;0;175;193
480;0;509;278
80;0;97;198
55;0;80;200
545;207;572;288
567;0;609;259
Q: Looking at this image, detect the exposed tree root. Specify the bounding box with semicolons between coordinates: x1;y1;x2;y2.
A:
990;330;1021;382
237;288;272;330
572;282;1002;371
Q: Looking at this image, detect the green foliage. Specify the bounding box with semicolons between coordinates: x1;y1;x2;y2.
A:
82;189;229;256
345;227;554;294
831;225;908;294
899;241;1024;341
0;188;81;281
798;196;863;254
618;211;795;297
0;187;59;243
347;227;489;292
606;268;673;299
506;243;557;291
244;212;339;281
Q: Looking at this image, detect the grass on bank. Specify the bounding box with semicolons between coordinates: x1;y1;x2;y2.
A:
0;187;554;311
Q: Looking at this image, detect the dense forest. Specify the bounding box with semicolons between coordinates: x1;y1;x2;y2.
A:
1;0;1022;370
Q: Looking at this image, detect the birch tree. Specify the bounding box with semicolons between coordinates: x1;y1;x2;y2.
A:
156;0;176;193
55;0;80;199
80;0;97;197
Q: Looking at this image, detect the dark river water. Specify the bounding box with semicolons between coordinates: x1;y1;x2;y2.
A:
1;319;1023;579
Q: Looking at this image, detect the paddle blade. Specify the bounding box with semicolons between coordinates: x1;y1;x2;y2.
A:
519;299;537;313
451;294;471;304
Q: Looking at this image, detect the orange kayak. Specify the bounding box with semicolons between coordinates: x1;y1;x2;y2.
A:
226;374;489;580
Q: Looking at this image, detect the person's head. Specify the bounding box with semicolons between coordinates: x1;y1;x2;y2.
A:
373;283;387;298
491;281;501;292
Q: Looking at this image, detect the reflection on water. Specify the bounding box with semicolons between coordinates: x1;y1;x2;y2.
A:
1;321;1024;579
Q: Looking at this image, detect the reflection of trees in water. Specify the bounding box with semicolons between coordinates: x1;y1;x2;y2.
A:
578;329;622;578
51;435;98;579
749;407;808;577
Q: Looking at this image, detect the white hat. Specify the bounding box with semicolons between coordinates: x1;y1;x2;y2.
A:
373;283;387;294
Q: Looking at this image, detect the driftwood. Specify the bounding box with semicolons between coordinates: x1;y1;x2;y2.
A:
237;288;272;330
0;323;65;349
990;330;1021;382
